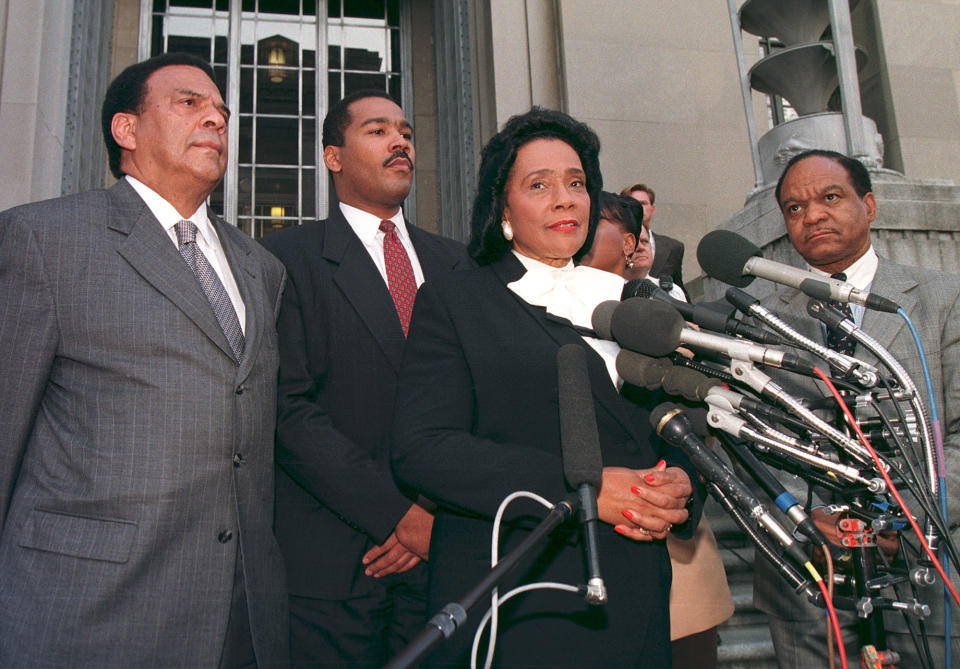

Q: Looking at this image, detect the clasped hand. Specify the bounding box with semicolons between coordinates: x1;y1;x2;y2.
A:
597;461;692;541
361;503;434;578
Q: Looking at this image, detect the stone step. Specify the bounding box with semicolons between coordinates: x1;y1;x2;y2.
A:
716;623;777;669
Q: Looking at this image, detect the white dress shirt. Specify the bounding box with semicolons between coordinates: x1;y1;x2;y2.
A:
807;245;879;329
339;202;425;288
126;176;246;333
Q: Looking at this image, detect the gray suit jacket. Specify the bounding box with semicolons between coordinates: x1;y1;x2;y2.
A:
752;256;960;636
0;180;289;666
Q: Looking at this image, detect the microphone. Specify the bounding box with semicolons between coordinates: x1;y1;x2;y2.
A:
557;344;607;605
651;403;810;567
697;230;899;313
615;350;674;390
608;299;817;376
591;300;620;340
624;279;783;345
724;287;881;389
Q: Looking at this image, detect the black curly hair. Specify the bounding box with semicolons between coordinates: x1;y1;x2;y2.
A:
468;107;603;265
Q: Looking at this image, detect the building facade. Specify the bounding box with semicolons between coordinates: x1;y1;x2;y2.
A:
2;0;959;281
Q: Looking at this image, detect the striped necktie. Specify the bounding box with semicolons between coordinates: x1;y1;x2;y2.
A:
175;220;245;361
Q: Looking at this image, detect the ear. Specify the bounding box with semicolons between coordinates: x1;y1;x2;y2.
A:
862;192;877;223
111;112;138;151
622;232;637;256
648;204;656;218
323;145;342;174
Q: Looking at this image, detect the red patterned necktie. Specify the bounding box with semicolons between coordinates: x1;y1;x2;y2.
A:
380;220;418;336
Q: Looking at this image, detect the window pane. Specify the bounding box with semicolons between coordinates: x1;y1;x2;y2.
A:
257;67;300;115
340;26;387;72
328;71;341;103
168;35;211;60
261;0;301;15
214;35;227;63
302;168;316;218
238;166;253;217
302;70;316;117
151;16;164;56
344;0;385;20
239;116;253;163
256;117;300;165
239;68;254;113
345;72;386;95
170;0;214;7
241;43;255;65
302;118;315;166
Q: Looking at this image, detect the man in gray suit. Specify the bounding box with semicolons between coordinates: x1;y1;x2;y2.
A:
752;150;960;667
0;52;288;667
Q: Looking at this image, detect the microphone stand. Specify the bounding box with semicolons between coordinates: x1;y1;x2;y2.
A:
384;495;578;669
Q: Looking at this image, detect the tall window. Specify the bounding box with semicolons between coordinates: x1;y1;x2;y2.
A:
144;0;405;238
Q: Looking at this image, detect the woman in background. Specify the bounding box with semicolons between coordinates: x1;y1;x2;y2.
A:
392;108;703;667
580;191;734;669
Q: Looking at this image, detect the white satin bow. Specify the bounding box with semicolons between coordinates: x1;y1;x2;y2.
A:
508;251;624;387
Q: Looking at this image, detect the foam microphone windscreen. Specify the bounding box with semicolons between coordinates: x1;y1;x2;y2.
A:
616;350;674;390
661;366;723;402
591;300;620;340
696;230;761;288
610;298;684;356
557;344;603;489
622;278;659;300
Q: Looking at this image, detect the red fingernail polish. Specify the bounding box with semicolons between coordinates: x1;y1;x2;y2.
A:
631;486;642;495
614;526;626;535
644;474;656;483
621;509;634;520
656;459;666;468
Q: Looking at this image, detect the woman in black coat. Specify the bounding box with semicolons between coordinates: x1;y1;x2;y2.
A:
391;108;703;667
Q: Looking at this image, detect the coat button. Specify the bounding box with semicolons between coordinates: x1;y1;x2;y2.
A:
218;530;233;543
233;453;243;467
235;384;246;395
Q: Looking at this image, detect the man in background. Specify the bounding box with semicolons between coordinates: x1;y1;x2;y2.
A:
622;181;686;293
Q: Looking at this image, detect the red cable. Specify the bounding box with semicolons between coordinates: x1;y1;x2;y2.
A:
812;367;960;609
814;573;849;669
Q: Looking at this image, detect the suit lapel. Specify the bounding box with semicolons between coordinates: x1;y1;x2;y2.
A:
860;259;916;354
324;210;406;371
215;214;263;378
110;181;236;361
490;256;646;445
411;225;459;281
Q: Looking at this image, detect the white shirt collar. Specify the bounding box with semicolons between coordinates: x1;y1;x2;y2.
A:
125;175;213;242
339;202;407;245
807;245;878;290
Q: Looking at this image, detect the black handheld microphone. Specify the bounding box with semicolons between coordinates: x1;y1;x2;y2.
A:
623;279;783;345
557;344;607;605
651;403;810;567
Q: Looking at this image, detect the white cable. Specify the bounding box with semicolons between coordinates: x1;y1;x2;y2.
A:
471;582;581;669
476;490;565;669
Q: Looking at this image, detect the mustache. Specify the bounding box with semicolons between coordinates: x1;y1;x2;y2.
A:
383;151;413;168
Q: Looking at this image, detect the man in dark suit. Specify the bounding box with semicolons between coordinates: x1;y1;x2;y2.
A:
621;181;686;292
751;150;960;667
260;90;469;667
0;53;288;666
